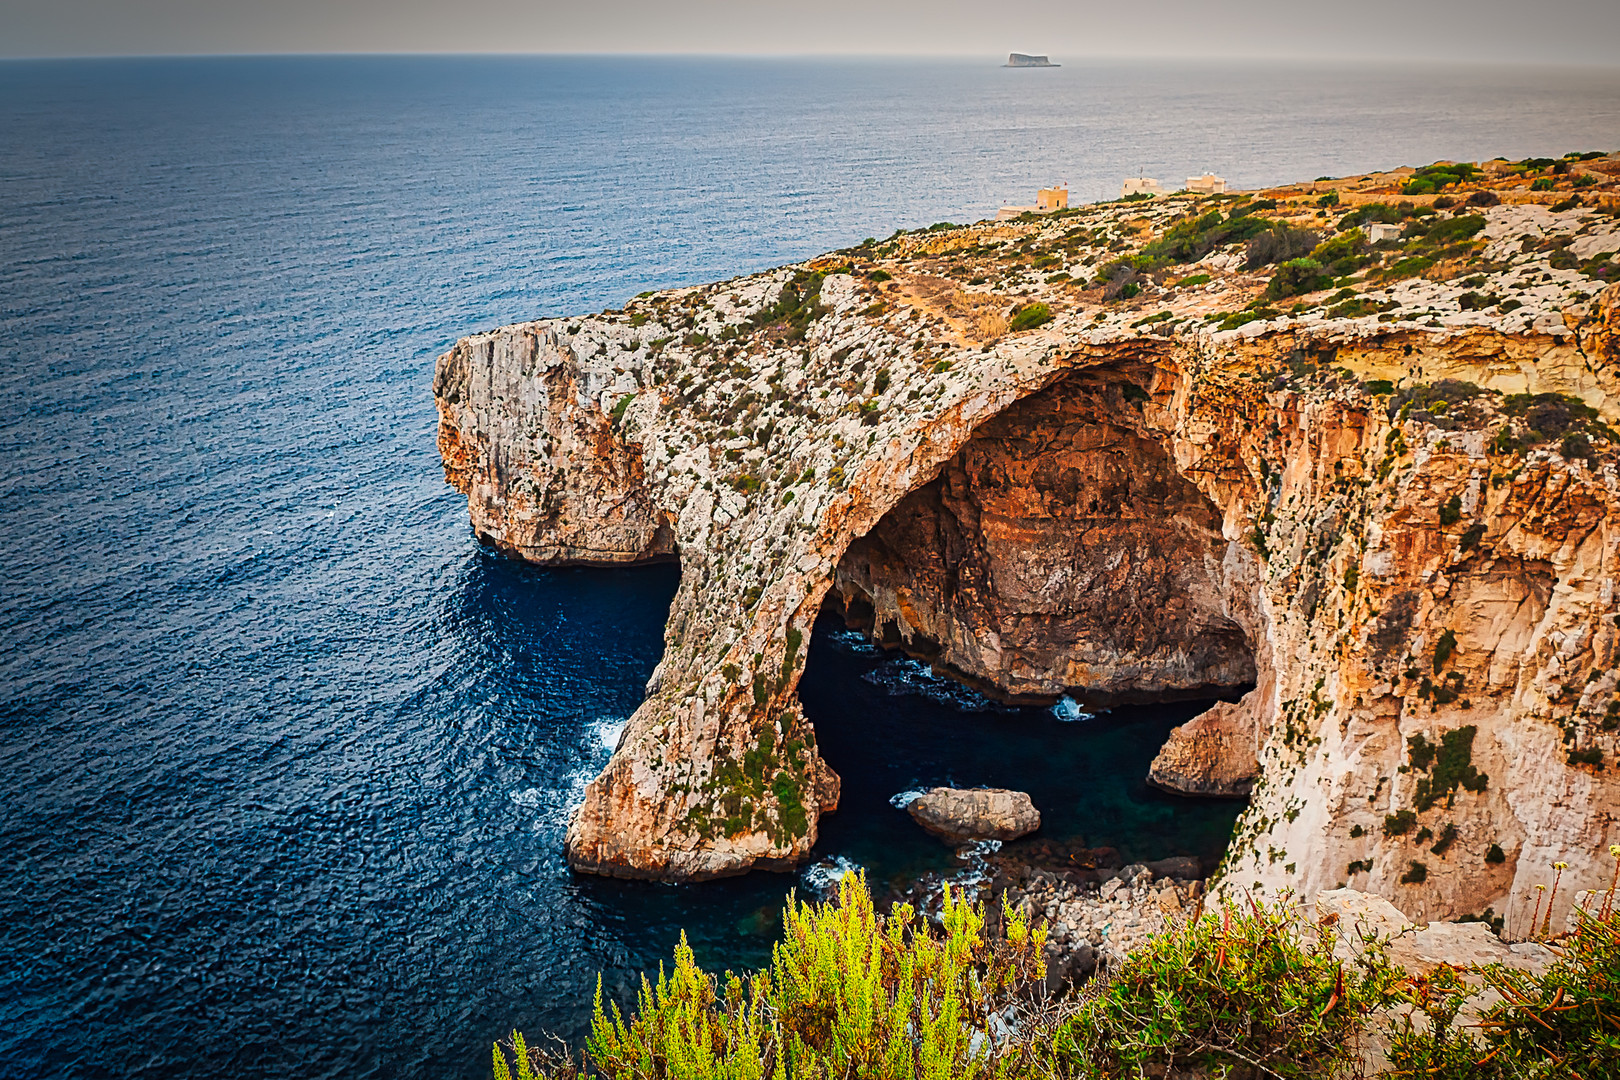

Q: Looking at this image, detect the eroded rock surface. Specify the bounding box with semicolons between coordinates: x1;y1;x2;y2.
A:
1147;695;1261;796
832;373;1256;703
435;164;1620;929
906;787;1041;843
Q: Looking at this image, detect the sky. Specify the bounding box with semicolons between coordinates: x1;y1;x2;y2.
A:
1;0;1617;64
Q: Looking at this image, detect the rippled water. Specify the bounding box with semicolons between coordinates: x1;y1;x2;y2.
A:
3;55;1619;1080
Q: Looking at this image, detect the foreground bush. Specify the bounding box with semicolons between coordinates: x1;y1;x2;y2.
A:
1050;899;1399;1079
1385;866;1620;1078
497;873;1058;1079
495;869;1620;1079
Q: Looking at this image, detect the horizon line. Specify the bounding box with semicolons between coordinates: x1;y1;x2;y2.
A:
3;49;1618;70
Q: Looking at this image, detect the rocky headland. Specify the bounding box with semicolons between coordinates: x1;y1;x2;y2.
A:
435;153;1620;933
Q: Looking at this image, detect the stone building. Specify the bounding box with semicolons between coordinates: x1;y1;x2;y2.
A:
996;184;1069;220
1120;177;1165;198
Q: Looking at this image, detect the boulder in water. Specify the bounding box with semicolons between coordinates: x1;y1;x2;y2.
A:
906;787;1040;843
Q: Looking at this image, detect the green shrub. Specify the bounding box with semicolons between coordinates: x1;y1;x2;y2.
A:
1561;431;1594;460
1317;191;1340;207
1131;208;1274;269
1309;229;1375;277
1385;809;1418;837
1502;391;1605;446
1337;202;1407;230
1381;255;1435;281
1228;198;1279;219
1049;897;1400;1079
494;874;1055;1080
1215;309;1269;331
1416;214;1487;247
1384;867;1620;1079
867;269;892;282
1401;162;1479;196
1266;257;1333;300
1246;225;1321;269
1400;861;1429;884
1412;726;1488;812
1008;302;1053;332
1532;177;1556;191
1438;496;1463;527
751;269;830;340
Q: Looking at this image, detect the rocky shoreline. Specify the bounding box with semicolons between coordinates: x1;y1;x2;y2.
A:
852;834;1208;993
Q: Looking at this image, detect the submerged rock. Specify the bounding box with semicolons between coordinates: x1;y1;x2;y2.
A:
907;787;1041;843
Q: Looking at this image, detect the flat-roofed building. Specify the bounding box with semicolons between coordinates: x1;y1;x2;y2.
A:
1121;177;1165;198
997;183;1069;220
1187;173;1228;194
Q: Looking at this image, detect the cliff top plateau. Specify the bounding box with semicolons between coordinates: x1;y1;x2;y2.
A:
435;150;1620;935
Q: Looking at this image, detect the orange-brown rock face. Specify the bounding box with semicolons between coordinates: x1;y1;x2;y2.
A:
434;186;1620;930
1147;697;1261;797
833;372;1256;703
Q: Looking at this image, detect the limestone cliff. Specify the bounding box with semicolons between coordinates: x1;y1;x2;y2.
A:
435;156;1620;931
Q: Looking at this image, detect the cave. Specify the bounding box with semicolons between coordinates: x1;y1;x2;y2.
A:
827;368;1258;708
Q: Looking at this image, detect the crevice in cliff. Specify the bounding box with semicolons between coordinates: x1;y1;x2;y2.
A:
828;367;1258;709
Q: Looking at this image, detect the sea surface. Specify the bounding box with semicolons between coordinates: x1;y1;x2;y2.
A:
2;55;1618;1080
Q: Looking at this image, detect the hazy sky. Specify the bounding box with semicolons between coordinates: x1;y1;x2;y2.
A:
2;0;1617;64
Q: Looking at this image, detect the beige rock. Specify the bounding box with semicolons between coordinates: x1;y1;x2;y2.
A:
434;180;1620;923
907;787;1041;843
1316;888;1556;974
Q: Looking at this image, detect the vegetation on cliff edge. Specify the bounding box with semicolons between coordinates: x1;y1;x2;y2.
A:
495;855;1620;1079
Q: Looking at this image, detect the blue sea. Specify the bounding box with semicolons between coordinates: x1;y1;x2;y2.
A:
2;55;1618;1079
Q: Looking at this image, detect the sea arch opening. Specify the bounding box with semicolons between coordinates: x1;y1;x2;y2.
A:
797;366;1259;885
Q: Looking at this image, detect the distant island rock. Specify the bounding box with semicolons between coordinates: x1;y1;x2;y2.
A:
1005;53;1059;67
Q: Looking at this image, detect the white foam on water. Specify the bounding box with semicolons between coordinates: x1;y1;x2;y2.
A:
799;855;863;899
888;788;928;809
508;787;543;808
1051;695;1092;722
826;628;880;655
860;656;1017;714
595;717;628;751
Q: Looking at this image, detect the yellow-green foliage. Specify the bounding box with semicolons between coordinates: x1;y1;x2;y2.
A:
498;872;1051;1079
1049;898;1399;1079
494;865;1620;1080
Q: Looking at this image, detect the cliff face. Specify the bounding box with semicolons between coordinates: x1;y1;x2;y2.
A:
831;371;1257;703
434;336;676;565
435;166;1620;929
